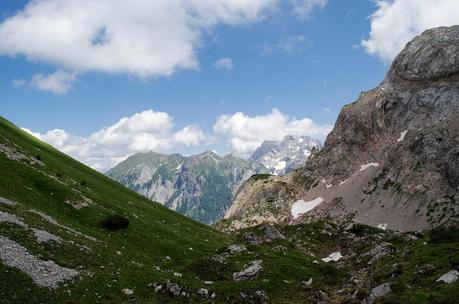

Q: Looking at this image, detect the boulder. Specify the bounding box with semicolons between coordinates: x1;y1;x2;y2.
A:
363;282;391;304
233;260;263;281
437;270;459;284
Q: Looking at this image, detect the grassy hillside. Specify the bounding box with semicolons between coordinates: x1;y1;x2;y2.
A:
0;117;337;303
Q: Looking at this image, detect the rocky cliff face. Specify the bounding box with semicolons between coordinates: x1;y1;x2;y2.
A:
250;135;322;176
220;26;459;232
107;151;267;224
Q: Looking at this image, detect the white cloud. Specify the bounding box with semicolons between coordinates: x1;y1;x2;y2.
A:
214;108;332;157
291;0;328;17
362;0;459;62
173;125;206;146
0;0;276;78
30;69;77;95
213;58;234;71
23;109;207;171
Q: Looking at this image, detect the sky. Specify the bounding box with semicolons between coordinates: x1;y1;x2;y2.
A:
0;0;458;171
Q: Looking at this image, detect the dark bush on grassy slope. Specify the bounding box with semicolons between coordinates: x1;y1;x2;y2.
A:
429;226;459;243
100;215;130;231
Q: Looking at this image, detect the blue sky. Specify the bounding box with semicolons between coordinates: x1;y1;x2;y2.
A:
0;0;456;171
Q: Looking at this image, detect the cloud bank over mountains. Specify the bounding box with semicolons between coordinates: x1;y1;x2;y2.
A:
23;109;332;171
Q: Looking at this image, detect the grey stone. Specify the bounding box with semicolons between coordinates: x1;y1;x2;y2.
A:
437;270;459;284
233;260;263;281
227;244;247;254
363;282;391;304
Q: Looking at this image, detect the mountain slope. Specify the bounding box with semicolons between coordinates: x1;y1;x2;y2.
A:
221;26;459;233
250;135;322;176
107;151;267;224
9;115;450;304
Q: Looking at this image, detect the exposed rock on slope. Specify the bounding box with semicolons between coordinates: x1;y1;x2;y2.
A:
107;151;267;224
249;135;322;175
221;26;459;232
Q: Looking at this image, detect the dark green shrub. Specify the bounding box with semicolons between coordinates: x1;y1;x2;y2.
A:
429;226;459;243
100;215;129;231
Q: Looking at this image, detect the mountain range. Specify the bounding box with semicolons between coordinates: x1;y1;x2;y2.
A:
107;135;319;223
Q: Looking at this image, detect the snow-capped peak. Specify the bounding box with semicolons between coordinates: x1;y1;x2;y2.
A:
249;135;322;175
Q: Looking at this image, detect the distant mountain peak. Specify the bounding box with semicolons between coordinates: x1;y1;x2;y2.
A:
249;135;322;176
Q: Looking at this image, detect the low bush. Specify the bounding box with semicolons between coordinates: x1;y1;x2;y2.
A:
100;215;130;231
428;226;459;243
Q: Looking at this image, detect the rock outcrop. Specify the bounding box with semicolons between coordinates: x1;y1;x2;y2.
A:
221;26;459;232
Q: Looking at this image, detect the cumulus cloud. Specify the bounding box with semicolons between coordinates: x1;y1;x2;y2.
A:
213;58;234;71
0;0;276;78
362;0;459;62
23;110;207;171
291;0;328;17
173;125;206;146
214;108;332;157
30;69;77;95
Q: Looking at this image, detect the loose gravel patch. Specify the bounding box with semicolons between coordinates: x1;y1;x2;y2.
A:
0;197;17;206
0;235;78;288
32;228;62;244
0;211;27;227
30;210;97;242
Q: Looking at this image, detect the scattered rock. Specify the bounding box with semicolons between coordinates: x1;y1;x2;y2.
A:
166;282;183;297
365;243;395;264
301;278;313;286
0;235;78;288
437;270;459;284
259;224;285;240
227;244;247;254
363;282;391;304
122;288;134;296
341;222;354;232
241;232;263;245
197;288;209;298
322;252;343;263
404;234;418;241
418;264;436;275
233;260;263;281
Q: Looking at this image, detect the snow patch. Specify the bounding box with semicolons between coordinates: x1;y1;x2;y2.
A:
298;138;304;143
322;252;343;263
397;130;408;142
273;160;287;171
291;197;323;219
321;179;333;189
377;223;387;231
339;178;350;186
360;163;379;171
